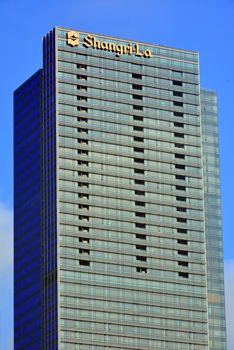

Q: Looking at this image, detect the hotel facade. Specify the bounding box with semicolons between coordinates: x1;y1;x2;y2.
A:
14;27;227;350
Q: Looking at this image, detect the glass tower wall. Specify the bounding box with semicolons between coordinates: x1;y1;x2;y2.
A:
14;70;43;349
201;89;227;350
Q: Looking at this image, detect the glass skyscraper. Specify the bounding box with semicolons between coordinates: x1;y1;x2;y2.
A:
14;27;227;350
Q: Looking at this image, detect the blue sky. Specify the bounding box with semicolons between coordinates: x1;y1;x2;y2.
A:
0;0;233;348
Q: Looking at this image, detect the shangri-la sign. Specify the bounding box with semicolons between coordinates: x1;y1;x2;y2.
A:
67;31;152;58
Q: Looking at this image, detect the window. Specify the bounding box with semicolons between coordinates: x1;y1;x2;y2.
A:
174;132;184;138
175;153;185;159
178;261;188;267
176;196;186;202
175;143;184;148
175;164;185;170
174;112;184;117
178;250;188;256
132;84;142;90
133;116;143;121
135;223;146;228
136;267;147;273
79;249;90;254
135;212;146;217
178;239;188;245
177;218;187;223
133;94;143;100
176;174;186;180
176;185;186;191
136;233;146;239
174;101;183;107
134;158;144;164
79;237;90;243
133;126;144;132
135;179;145;185
178;272;189;278
77;75;87;80
134;168;145;174
173;80;183;86
135;201;145;206
133;105;143;111
173;91;183;97
135;190;145;196
134;136;144;142
177;207;187;212
177;228;187;234
174;122;184;128
136;245;146;251
136;256;147;261
132;73;142;79
79;260;90;266
134;147;144;153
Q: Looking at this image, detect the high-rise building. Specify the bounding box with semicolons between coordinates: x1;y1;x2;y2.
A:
14;27;227;350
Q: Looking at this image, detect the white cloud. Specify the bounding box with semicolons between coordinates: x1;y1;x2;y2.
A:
225;259;234;350
0;202;13;272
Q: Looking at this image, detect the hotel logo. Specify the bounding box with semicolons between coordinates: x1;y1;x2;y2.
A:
67;31;79;47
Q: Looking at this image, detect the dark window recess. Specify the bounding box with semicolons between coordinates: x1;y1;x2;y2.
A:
136;256;147;262
134;147;144;153
174;132;184;138
78;139;88;145
132;84;142;90
178;239;188;245
178;250;188;256
135;201;145;206
79;237;90;243
136;267;147;273
176;174;186;180
173;80;183;86
133;105;143;111
177;218;187;223
176;196;186;202
174;122;184;128
132;73;142;79
78;183;89;188
175;153;185;159
175;164;185;170
135;212;146;218
174;101;183;107
77;64;87;69
78;171;89;177
178;261;188;267
77;128;88;133
133;126;144;132
135;179;145;185
178;272;189;278
77;75;87;80
136;245;146;251
133;94;143;100
77;96;87;102
78;160;88;166
77;107;88;112
79;227;89;232
79;249;90;254
173;91;183;97
134;158;144;164
78;193;89;199
78;150;88;155
79;215;89;221
79;260;90;266
135;190;145;196
136;233;146;239
134;136;144;142
77;85;87;91
133;116;143;121
135;223;146;228
176;185;186;191
134;168;145;174
177;228;187;234
174;112;184;117
176;207;187;212
175;143;184;148
79;204;89;210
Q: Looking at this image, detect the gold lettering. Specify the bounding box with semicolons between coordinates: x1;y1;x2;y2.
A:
135;43;143;57
144;49;152;58
83;34;93;48
116;44;124;56
101;41;109;50
93;36;101;49
109;42;116;52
